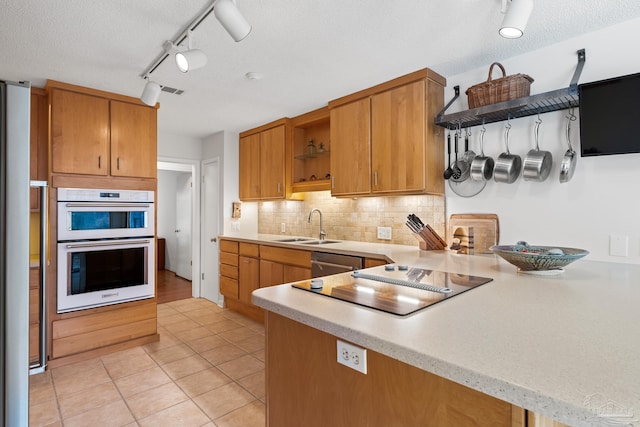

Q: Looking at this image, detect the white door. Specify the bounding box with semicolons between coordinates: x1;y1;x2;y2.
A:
202;159;220;303
175;173;192;280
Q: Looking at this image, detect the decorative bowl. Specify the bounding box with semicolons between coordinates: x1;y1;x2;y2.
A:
490;241;589;272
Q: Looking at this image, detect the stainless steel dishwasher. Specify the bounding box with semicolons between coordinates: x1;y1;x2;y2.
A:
311;252;363;278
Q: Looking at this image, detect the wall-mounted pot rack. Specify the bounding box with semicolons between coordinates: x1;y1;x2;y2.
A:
435;49;586;129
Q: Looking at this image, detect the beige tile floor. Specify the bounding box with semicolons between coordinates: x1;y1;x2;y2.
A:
29;298;266;427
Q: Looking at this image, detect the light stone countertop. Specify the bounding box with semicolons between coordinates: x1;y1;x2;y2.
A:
237;233;640;427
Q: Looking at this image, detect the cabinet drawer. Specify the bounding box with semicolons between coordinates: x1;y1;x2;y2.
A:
239;242;260;257
260;245;311;268
220;251;239;267
220;276;239;299
220;239;239;254
220;263;238;279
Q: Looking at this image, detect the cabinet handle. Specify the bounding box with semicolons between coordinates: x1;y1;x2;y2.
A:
374;171;378;187
117;157;120;170
331;176;335;189
277;182;281;194
98;155;101;169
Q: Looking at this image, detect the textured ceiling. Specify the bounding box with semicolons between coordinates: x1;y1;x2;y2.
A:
2;0;640;138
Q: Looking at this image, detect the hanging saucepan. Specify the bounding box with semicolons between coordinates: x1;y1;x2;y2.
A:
560;110;578;183
494;122;522;184
461;128;476;172
523;118;553;181
470;126;495;181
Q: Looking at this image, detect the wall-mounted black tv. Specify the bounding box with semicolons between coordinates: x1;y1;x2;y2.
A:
579;72;640;157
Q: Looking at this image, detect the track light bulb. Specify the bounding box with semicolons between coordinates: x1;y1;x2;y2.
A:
499;0;533;39
140;80;161;106
214;0;252;42
175;49;208;73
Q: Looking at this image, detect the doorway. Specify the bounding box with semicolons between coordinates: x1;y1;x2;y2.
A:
157;159;201;299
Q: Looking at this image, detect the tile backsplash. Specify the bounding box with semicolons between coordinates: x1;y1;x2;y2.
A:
257;191;445;246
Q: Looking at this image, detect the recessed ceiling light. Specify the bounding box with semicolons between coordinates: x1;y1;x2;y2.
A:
245;72;263;81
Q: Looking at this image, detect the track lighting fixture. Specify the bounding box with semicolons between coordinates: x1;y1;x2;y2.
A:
175;31;208;73
140;78;161;106
214;0;252;42
138;0;252;104
499;0;533;39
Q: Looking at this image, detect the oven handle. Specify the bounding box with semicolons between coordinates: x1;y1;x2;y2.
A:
64;239;151;249
64;202;152;208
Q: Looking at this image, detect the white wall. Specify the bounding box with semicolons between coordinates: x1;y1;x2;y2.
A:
202;130;258;235
445;17;640;263
158;131;202;160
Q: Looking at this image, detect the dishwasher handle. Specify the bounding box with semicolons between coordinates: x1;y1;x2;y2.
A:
312;260;357;272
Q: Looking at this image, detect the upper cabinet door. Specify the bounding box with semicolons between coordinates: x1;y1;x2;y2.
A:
110;100;157;179
50;89;109;175
239;133;262;200
371;80;426;193
329;98;371;196
259;125;286;199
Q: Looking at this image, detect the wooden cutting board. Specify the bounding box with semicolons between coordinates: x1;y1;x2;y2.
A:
448;214;499;254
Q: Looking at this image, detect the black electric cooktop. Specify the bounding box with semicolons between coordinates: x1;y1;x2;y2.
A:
292;266;493;316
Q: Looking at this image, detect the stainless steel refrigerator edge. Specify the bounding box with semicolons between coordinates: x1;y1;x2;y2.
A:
1;80;30;426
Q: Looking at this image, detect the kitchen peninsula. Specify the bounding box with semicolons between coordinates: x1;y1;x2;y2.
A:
250;240;640;427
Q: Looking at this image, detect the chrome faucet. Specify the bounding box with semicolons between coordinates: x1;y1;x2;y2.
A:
307;208;326;240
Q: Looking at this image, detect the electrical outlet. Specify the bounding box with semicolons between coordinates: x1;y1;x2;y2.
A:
610;234;629;257
231;222;240;232
337;339;367;374
377;226;392;240
281;223;286;233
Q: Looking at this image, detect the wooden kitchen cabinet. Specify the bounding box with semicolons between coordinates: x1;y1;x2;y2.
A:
219;239;239;299
328;68;446;197
30;88;49;211
110;100;157;178
239;119;290;201
239;132;261;200
266;312;522;427
259;245;311;287
329;97;371;196
291;107;332;192
220;241;312;321
50;88;109;175
29;267;40;365
232;242;262;321
371;80;427;193
48;80;158;180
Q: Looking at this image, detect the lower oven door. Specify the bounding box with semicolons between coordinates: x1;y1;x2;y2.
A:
57;238;155;313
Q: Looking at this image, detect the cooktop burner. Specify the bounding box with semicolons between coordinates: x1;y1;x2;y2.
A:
292;266;493;316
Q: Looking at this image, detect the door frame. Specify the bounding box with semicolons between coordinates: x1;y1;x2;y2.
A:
158;157;201;298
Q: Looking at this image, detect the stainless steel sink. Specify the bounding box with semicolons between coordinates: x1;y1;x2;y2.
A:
275;237;314;243
300;240;339;245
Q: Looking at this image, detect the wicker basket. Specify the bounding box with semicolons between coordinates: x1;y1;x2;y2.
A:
465;63;534;109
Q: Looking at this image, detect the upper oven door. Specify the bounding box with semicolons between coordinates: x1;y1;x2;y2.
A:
57;201;154;241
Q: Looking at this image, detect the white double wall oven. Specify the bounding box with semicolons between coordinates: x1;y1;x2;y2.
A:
56;187;155;313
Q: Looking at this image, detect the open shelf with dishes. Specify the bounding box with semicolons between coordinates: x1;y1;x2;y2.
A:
291;107;331;193
435;49;585;129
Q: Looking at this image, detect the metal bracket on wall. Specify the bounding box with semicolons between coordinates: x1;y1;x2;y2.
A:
435;48;586;129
